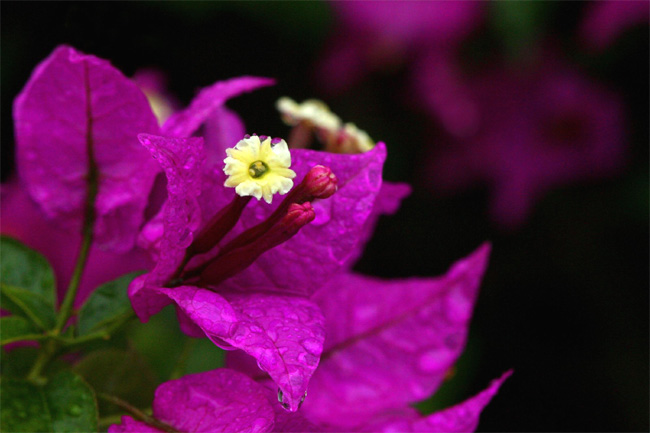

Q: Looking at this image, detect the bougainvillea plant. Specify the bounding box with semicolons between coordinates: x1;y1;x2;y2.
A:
1;46;510;432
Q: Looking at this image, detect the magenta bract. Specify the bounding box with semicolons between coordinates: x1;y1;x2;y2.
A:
303;244;492;427
13;45;161;252
109;369;274;433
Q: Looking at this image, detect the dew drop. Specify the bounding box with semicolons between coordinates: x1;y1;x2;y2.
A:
277;388;308;412
297;352;318;366
300;338;321;356
277;389;290;411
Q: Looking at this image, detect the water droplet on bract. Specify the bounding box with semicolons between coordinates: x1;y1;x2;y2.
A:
300;338;321;356
68;405;82;416
277;388;308;412
297;352;318;366
299;390;307;409
277;389;291;411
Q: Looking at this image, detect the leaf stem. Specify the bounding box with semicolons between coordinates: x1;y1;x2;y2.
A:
26;339;58;385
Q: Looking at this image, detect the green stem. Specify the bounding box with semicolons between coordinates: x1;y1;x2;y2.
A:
53;219;94;334
26;339;57;385
97;394;180;433
169;338;196;380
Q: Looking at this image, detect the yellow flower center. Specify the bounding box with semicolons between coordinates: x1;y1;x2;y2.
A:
223;135;296;204
248;160;269;178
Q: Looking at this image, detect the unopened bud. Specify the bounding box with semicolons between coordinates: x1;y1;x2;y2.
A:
302;165;338;199
280;202;316;236
197;201;316;286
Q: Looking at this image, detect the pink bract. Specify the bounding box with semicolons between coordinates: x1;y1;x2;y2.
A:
109;369;274;433
13;45;161;252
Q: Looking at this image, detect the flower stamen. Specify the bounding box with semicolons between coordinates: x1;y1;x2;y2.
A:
248;160;269;178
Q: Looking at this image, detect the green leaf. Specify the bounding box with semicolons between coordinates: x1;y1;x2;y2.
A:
1;347;39;377
0;372;98;433
0;236;57;330
0;379;51;432
0;316;44;346
73;348;156;415
77;271;141;336
44;371;98;433
1;284;57;330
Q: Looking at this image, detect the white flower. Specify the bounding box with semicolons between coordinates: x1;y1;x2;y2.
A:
223;135;296;204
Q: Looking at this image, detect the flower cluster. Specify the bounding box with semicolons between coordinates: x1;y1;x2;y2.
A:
3;45;509;433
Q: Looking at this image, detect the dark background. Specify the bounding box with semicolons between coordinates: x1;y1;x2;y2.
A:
2;2;648;431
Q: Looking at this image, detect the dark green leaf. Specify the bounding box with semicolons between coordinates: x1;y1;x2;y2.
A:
1;347;69;380
73;348;156;415
0;372;98;433
0;236;56;301
1;347;39;377
77;271;141;336
0;316;44;346
1;284;57;330
0;379;51;432
44;371;98;433
0;236;57;330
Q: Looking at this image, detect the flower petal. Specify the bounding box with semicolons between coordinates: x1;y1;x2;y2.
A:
161;76;274;138
109;369;275;433
161;287;325;412
13;45;160;251
361;371;512;432
203;106;247;169
129;134;204;321
302;244;491;427
347;180;411;266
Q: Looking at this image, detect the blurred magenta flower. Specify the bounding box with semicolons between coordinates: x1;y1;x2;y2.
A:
422;56;627;228
579;0;649;51
317;1;483;94
109;369;275;433
5;45;272;302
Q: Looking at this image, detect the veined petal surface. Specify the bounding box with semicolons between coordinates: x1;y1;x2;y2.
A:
13;45;160;251
162;287;325;412
129;134;204;321
303;244;491;427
